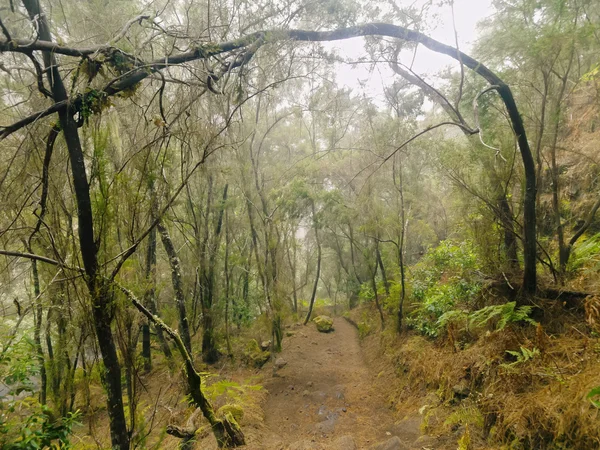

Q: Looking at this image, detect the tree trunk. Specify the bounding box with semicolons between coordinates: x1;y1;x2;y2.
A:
21;1;129;447
146;223;172;363
370;260;385;330
202;184;228;363
375;240;390;296
498;194;519;269
224;209;233;357
124;288;245;448
31;260;47;405
93;284;129;449
158;220;193;354
304;202;322;325
394;155;407;332
286;234;299;313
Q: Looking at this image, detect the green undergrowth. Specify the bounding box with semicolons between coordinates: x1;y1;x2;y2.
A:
0;331;80;449
346;237;600;449
406;240;484;337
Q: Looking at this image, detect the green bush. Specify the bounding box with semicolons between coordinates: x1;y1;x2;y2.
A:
0;335;80;449
567;231;600;273
406;240;483;337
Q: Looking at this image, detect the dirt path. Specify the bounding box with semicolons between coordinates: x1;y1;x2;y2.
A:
251;317;411;449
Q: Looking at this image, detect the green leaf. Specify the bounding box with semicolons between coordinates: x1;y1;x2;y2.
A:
587;386;600;408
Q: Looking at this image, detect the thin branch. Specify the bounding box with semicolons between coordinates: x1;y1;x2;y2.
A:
0;17;12;42
473;85;506;159
0;249;82;272
108;14;151;46
23;52;53;99
30;124;60;238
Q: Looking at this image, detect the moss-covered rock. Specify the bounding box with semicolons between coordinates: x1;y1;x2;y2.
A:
244;339;271;367
314;315;334;333
217;403;244;422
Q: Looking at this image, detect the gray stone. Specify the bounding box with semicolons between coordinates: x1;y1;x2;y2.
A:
315;417;336;435
414;435;440;448
260;340;272;351
287;440;323;450
333;384;346;400
274;357;287;369
453;379;470;397
370;436;409;450
332;435;357;449
387;416;422;444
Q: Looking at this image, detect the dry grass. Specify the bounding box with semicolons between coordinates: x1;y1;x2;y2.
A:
352;301;600;450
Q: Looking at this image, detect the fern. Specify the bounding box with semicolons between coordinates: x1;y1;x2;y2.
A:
437;309;469;329
501;346;540;371
202;377;262;404
468;302;537;331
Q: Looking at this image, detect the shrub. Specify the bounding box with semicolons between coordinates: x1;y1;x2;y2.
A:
0;335;80;449
406;240;483;337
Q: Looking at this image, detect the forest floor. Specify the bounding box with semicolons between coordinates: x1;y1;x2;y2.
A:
247;318;430;450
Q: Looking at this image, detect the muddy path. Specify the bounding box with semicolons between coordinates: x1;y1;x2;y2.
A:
249;318;421;449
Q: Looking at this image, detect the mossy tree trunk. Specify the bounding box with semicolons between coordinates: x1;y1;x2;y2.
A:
122;287;245;448
158;220;193;354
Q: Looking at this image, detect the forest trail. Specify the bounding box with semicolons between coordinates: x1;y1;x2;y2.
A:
251;318;422;450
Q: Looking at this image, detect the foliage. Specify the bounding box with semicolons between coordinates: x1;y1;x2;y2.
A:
0;336;80;449
313;315;334;332
465;302;536;331
1;406;81;450
500;346;540;372
242;340;270;368
586;386;600;409
567;232;600;273
407;240;483;337
456;424;472;450
203;377;262;407
357;321;373;339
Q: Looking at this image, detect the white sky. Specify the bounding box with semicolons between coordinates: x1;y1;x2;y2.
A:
326;0;494;101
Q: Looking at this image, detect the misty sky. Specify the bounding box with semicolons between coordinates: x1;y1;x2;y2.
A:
328;0;494;100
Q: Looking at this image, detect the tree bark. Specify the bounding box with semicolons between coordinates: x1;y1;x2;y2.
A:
304;201;322;325
31;260;47;405
375;240;390;296
393;155;407;332
370;256;385;330
224;209;233;357
202;184;228;363
158;220;193;354
498;194;519;269
21;1;129;447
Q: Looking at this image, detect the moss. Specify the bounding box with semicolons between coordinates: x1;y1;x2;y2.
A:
217;404;244;422
80;88;112;123
244;339;270;368
313;315;334;332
